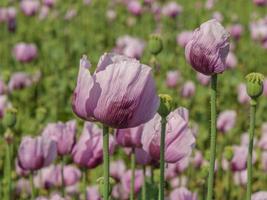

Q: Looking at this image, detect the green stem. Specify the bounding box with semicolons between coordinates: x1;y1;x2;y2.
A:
142;166;147;200
246;99;257;200
103;125;110;200
159;118;167;200
3;140;11;200
82;168;87;200
227;169;232;200
207;74;217;200
130;148;136;200
61;156;65;197
30;171;36;200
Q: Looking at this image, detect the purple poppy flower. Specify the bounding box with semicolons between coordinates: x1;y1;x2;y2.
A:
18;136;57;171
258;132;267;150
193;150;204;168
115;36;145;59
142;107;195;163
20;0;40;16
229;24;243;40
263;79;267;96
16;178;31;196
86;186;101;200
253;0;267;6
43;0;56;8
217;110;237;133
72;53;159;128
185;19;230;75
231;145;256;171
181;81;196;98
16;159;30;177
12;43;38;63
63;165;81;186
234;170;247;186
0;95;11;118
115;124;144;148
121;170;144;196
237;83;250;104
261;151;267;171
8;72;32;91
135;147;152;165
0;8;7;23
165;70;181;88
225;52;238;69
169;187;198;200
72;122;116;168
128;1;142;16
42;120;76;156
162;2;183;18
176;31;193;48
34;165;61;189
252;191;267;200
196;72;210;86
110;160;126;181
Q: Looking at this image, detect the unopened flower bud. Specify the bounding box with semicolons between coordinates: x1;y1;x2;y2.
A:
97;177;115;197
2;108;17;128
158;94;173;118
148;34;163;55
246;72;264;99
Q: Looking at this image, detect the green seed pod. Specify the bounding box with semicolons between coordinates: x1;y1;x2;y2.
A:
223;146;234;161
97;177;115;197
158;94;173;118
148;34;163;55
2;108;17;128
245;72;264;99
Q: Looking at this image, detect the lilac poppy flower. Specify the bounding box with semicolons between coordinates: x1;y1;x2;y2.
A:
121;170;144;196
86;186;101;200
20;0;40;16
18;136;57;171
115;124;144;148
181;81;196;98
12;43;38;63
8;72;32;91
142;107;195;163
110;160;126;181
253;0;267;6
217;110;237;133
72;122;116;168
72;53;159;128
176;31;193;48
225;52;238;69
42;120;76;156
252;191;267;200
162;2;183;18
115;36;145;59
169;187;198;200
237;83;250;104
185;19;230;75
128;1;142;16
196;72;210;86
165;70;181;88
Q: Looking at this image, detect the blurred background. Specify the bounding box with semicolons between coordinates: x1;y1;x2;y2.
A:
1;0;267;199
